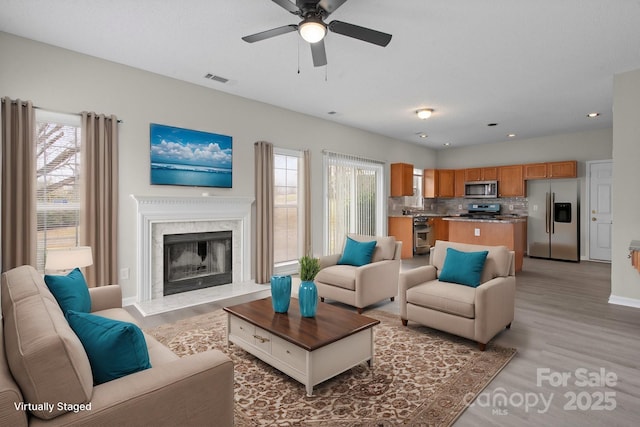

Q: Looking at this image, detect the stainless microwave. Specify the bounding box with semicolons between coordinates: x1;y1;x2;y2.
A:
464;180;498;198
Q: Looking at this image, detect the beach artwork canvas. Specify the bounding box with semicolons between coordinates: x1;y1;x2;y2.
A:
150;123;232;188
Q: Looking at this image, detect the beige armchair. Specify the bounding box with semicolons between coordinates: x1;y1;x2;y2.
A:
315;234;402;314
399;240;515;350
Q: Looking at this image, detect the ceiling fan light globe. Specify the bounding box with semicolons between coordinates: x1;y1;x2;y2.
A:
299;21;327;43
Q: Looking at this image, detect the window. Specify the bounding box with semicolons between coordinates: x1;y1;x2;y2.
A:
273;148;304;273
323;152;384;254
35;110;82;271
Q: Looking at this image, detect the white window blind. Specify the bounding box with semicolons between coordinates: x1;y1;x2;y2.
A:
274;148;304;272
35;110;82;272
323;151;384;254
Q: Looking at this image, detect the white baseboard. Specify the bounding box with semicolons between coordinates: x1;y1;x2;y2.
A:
608;294;640;309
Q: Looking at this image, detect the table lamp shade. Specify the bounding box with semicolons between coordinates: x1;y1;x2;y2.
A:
45;246;93;271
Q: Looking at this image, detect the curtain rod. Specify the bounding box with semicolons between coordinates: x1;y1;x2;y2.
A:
34;106;124;123
2;99;123;123
321;149;386;165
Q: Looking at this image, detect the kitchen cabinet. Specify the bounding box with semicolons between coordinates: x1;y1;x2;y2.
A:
464;167;498;182
428;217;449;245
388;216;414;259
390;163;414;196
498;165;525;197
454;169;466;197
524;163;547;180
424;169;455;198
524;160;577;180
548;160;577;178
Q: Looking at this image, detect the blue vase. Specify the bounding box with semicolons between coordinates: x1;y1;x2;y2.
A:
298;280;318;318
270;275;292;313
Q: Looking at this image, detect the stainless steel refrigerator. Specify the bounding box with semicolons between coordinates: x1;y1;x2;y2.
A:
527;179;580;261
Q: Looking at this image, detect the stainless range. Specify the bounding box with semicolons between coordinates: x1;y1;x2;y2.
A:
413;215;431;254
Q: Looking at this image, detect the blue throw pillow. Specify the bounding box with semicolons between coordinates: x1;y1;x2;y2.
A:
44;268;91;314
338;237;377;267
439;247;489;287
66;310;152;385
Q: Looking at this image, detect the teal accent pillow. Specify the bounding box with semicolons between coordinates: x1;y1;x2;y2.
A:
338;237;377;267
66;310;152;385
44;268;91;314
439;248;489;287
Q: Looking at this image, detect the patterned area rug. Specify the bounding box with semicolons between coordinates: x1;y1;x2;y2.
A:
146;308;515;426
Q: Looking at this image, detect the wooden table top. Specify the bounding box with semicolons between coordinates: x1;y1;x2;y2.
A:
223;297;380;351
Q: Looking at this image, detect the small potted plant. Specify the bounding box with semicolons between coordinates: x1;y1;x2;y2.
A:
298;255;321;317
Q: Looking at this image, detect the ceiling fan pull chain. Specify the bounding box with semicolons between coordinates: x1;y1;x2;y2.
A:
297;37;301;74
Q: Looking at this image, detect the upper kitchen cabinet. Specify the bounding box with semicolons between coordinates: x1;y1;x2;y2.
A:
524;160;577;180
391;163;414;196
498;164;525;197
548;160;577;178
454;169;466;197
424;169;456;198
523;163;547;180
464;167;498;182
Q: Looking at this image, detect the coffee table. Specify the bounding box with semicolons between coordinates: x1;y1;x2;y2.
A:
223;297;380;397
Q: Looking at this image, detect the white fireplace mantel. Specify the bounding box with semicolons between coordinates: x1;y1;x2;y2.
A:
131;195;254;302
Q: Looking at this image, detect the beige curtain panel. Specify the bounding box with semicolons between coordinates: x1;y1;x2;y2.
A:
303;149;312;256
254;141;274;284
81;112;119;287
1;97;36;272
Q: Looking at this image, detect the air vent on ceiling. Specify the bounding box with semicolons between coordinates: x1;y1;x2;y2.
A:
204;73;229;84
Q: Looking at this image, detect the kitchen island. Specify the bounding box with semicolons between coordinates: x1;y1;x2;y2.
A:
443;217;527;272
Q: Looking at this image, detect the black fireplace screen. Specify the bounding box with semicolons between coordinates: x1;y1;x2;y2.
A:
163;231;232;296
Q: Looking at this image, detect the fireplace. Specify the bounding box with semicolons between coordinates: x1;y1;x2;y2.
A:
131;195;254;304
163;231;232;296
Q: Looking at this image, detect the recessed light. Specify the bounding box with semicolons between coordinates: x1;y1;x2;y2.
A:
508;133;516;138
416;132;428;138
443;142;451;147
416;109;434;120
586;112;600;118
327;111;337;115
487;123;498;127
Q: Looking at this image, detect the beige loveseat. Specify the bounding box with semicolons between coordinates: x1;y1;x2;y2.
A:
315;234;402;314
399;240;516;350
0;265;234;426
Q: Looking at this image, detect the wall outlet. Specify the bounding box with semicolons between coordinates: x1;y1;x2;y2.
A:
474;228;481;236
120;268;130;280
458;204;463;210
509;204;514;211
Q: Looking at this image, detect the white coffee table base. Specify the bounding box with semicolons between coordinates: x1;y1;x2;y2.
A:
227;314;375;397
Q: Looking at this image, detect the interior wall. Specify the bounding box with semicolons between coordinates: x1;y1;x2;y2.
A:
0;32;436;300
611;68;640;305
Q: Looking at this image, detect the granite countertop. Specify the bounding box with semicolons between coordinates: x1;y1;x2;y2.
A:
629;240;640;251
443;216;527;224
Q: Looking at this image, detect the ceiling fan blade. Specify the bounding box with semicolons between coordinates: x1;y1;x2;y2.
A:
272;0;300;14
319;0;348;14
242;24;298;43
310;39;327;67
328;20;392;47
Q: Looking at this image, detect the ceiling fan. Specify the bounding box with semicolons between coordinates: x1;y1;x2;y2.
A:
242;0;392;67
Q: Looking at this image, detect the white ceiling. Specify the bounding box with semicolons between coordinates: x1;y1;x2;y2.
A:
2;0;640;149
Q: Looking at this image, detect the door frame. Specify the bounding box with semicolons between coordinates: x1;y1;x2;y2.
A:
586;159;613;262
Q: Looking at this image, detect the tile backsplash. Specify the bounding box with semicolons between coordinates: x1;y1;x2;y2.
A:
388;197;528;216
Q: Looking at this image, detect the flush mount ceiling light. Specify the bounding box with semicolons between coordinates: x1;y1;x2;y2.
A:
416;108;434;120
299;18;327;43
586;112;600;118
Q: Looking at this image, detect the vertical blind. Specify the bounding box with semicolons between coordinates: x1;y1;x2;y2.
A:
323;151;384;254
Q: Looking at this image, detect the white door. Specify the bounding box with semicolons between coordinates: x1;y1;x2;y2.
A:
588;160;613;261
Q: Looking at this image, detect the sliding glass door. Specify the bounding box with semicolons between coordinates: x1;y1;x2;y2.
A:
323;151;384;254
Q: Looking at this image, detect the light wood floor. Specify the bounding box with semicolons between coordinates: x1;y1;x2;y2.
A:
130;256;640;426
